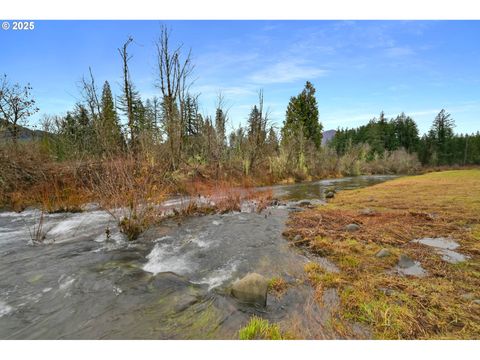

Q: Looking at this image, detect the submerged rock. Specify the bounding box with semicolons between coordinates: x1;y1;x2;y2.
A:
376;248;391;258
438;249;468;264
395;254;427;277
412;237;459;250
298;200;312;207
345;223;360;232
325;191;335;199
411;237;469;264
398;254;415;268
231;273;268;307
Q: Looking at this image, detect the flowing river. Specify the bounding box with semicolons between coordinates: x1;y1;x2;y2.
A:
0;175;396;339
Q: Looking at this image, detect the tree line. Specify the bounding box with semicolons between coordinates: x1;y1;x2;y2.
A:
1;26;479;184
330;109;480;166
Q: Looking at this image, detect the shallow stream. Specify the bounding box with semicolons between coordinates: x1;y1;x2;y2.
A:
0;175;396;339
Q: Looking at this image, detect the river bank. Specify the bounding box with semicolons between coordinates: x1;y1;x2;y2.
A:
284;169;480;339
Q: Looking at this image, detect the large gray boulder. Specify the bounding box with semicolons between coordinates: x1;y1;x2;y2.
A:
231;273;268;307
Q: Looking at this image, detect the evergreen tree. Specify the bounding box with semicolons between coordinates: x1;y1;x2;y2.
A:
428;109;455;165
282;81;323;148
100;81;124;153
394;112;419;153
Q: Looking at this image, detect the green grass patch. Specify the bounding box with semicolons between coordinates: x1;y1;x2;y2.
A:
239;316;283;340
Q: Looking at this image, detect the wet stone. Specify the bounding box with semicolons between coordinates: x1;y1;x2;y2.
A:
412;237;459;250
395;254;427;277
231;273;268;307
359;208;376;216
379;287;395;296
398;254;415;268
174;294;200;312
376;248;391;258
325;192;335;199
439;249;468;264
345;223;360;232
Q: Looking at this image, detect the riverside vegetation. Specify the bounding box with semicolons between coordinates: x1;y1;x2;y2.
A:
2;27;480;219
283;169;480;339
1;26;480;340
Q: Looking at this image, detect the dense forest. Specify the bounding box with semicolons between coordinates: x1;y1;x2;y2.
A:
330;110;480;167
1;26;480;211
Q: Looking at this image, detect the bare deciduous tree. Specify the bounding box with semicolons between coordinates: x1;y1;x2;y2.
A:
155;25;194;169
0;74;39;145
80;67;102;122
247;90;270;174
118;37;136;149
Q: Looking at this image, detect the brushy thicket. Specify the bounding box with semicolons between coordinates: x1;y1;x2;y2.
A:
0;137;421;212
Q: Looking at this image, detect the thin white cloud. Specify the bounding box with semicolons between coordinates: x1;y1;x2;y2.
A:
193;84;257;98
384;46;415;58
249;60;328;85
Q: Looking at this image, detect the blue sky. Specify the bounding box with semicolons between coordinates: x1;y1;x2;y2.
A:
1;20;479;134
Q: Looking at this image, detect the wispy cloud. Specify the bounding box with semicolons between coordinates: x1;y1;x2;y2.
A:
384;46;415;58
192;84;258;98
249;60;328;85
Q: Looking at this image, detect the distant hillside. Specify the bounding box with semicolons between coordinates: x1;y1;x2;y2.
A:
322;129;336;146
0;120;48;142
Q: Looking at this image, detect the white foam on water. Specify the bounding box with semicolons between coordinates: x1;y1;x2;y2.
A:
212;220;221;226
49;211;110;238
0;228;31;245
189;235;210;248
0;300;13;317
113;286;123;296
93;231;127;252
195;261;239;290
58;275;76;291
153;235;172;243
0;209;39;218
143;243;193;275
26;293;43;303
42;287;52;293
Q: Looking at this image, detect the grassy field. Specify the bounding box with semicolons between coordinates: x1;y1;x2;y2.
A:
284;169;480;339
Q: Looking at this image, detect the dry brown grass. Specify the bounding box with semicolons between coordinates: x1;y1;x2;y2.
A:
285;169;480;339
268;277;289;297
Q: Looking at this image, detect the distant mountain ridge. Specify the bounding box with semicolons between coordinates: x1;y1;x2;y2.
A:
0;120;48;142
322;129;336;145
